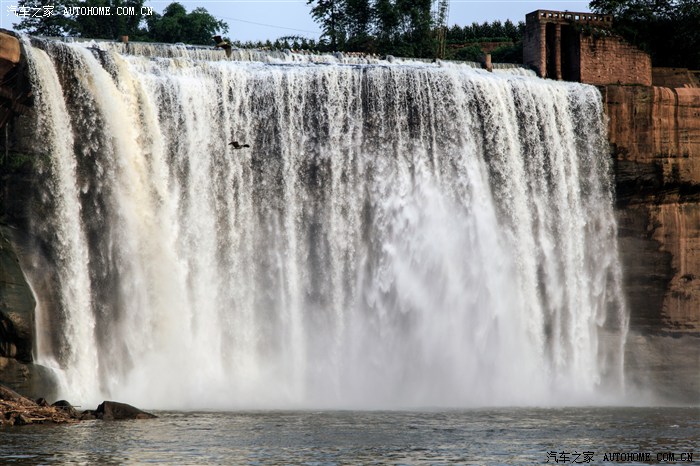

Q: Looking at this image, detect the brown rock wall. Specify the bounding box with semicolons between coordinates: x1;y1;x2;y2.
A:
0;32;19;64
606;84;700;402
606;86;700;188
650;200;700;332
653;67;700;88
605;85;700;335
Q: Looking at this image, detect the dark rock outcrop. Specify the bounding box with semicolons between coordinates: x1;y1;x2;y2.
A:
0;224;58;399
0;356;57;400
0;226;58;399
51;399;80;418
94;400;157;420
0;30;32;129
0;226;35;362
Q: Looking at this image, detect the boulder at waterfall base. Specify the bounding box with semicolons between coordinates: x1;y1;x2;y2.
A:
94;400;157;420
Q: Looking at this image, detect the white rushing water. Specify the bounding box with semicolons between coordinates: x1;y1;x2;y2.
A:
21;38;627;409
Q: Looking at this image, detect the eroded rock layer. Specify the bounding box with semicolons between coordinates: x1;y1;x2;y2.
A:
605;85;700;334
605;84;700;403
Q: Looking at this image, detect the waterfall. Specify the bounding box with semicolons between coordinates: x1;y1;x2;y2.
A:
20;38;627;409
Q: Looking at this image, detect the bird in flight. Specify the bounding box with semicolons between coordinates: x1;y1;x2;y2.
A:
229;141;250;149
213;35;232;58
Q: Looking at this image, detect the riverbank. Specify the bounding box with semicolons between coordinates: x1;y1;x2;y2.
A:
1;384;156;426
1;384;76;425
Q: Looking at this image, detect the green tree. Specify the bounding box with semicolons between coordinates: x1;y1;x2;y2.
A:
395;0;432;39
372;0;434;56
453;45;482;62
503;19;518;42
15;0;149;39
491;42;523;63
15;0;225;43
590;0;700;69
307;0;346;49
489;20;504;38
373;0;398;43
183;7;228;44
146;2;228;44
15;0;80;36
345;0;372;36
76;0;149;40
305;0;535;59
146;2;187;43
446;24;464;43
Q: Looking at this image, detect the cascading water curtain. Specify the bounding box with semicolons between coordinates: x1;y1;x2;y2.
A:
21;37;627;409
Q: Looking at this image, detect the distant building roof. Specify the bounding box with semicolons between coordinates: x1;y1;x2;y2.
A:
526;10;613;28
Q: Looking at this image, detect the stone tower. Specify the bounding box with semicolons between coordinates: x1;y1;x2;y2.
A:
523;10;652;86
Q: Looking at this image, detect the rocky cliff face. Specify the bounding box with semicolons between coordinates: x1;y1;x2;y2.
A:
0;225;56;399
0;48;698;402
605;85;700;334
0;228;34;362
0;31;58;400
604;84;700;402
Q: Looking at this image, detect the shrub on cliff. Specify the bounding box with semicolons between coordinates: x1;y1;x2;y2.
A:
452;45;483;62
490;42;523;64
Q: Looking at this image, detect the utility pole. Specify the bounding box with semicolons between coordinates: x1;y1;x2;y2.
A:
434;0;450;59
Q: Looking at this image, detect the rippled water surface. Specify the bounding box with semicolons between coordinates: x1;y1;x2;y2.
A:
1;408;698;464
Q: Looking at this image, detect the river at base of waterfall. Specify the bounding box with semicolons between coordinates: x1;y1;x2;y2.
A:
1;407;698;464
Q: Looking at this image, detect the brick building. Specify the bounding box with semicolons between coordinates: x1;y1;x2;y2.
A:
523;10;652;86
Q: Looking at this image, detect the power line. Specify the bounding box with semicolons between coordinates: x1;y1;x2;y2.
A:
146;1;312;3
219;16;320;35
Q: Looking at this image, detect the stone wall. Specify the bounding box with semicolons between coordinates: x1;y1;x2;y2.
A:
524;10;652;86
580;35;652;86
449;41;514;54
523;18;546;77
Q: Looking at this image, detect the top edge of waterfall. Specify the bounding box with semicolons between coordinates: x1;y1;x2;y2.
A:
25;35;536;75
23;28;624;408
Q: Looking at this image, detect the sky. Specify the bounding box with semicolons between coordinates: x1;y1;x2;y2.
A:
3;0;593;42
175;0;593;42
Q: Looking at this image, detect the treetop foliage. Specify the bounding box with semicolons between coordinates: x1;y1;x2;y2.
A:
589;0;700;69
306;0;526;60
15;0;228;45
145;2;228;44
445;20;524;44
306;0;435;57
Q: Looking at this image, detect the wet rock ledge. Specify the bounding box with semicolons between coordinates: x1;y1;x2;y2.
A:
1;384;156;426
